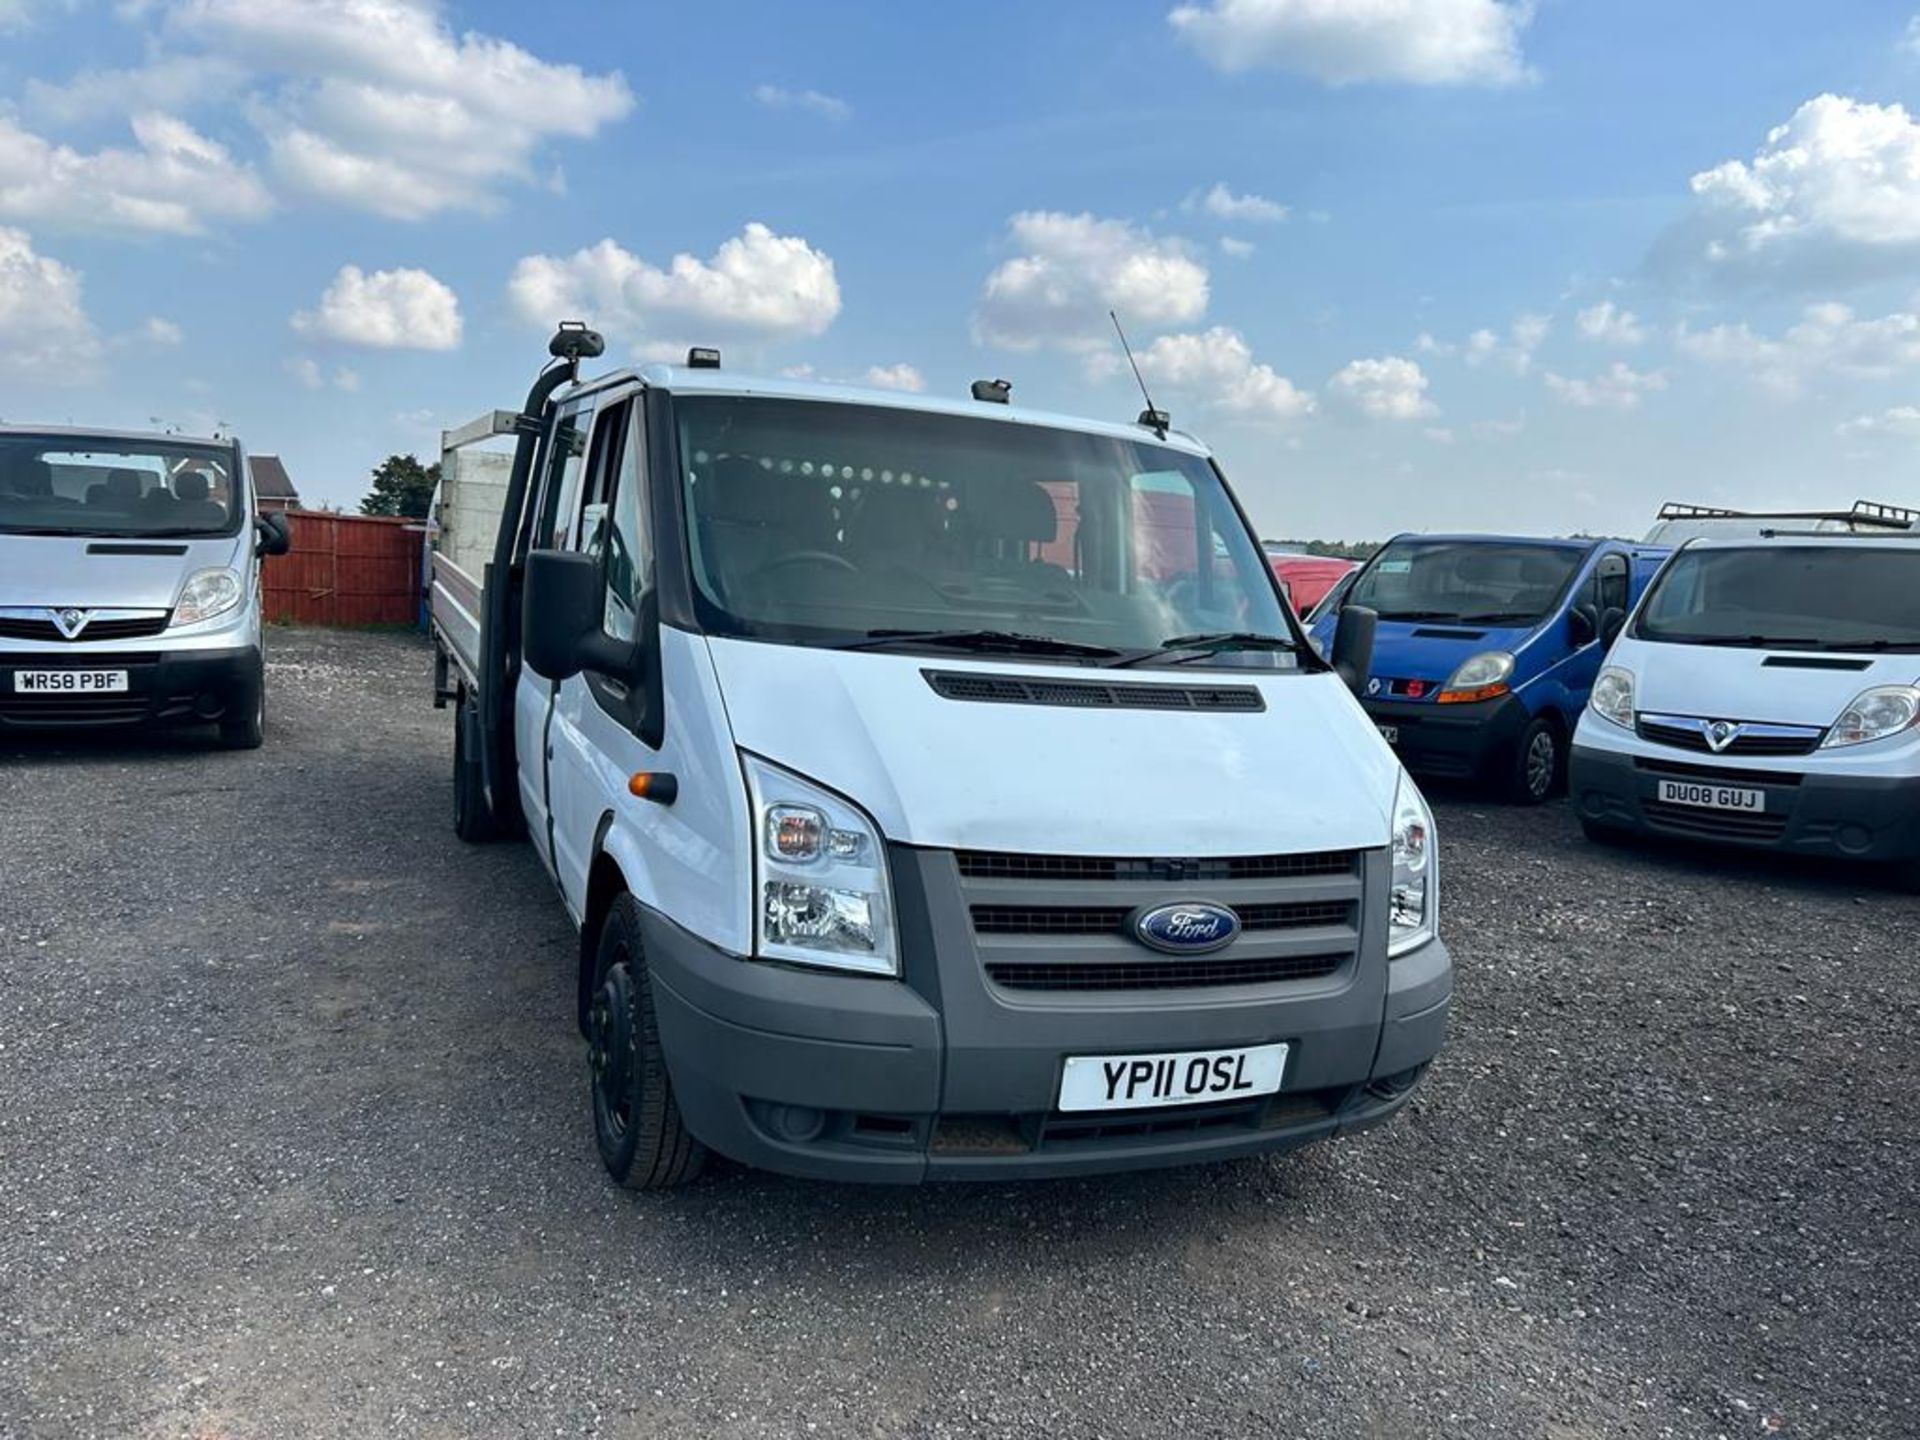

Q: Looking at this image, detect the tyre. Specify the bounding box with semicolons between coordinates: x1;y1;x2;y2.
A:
452;697;503;843
218;677;265;750
588;895;707;1190
1505;715;1562;805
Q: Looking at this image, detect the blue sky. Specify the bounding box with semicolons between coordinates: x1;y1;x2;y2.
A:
5;0;1920;539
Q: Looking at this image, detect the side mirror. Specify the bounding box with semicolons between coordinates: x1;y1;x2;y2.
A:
1601;606;1627;646
255;512;291;557
1330;604;1377;696
523;549;629;682
1568;604;1598;647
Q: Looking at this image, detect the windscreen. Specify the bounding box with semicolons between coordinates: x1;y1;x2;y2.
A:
0;435;241;538
1634;545;1920;650
1345;540;1582;624
674;397;1291;661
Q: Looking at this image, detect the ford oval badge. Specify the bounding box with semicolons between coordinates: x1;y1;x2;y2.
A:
1132;901;1241;955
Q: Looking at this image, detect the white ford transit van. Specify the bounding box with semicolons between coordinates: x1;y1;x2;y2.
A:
430;326;1451;1187
0;427;290;747
1571;532;1920;882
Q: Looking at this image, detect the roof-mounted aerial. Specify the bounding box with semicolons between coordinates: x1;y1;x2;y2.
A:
687;347;722;369
971;378;1012;404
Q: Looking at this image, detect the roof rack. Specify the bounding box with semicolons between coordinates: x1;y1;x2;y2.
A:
1655;499;1915;530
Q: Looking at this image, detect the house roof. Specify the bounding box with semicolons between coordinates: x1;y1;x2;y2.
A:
249;454;299;500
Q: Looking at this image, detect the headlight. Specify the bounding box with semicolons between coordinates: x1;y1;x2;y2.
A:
1436;650;1514;704
741;754;898;976
1388;771;1438;958
1589;665;1635;729
1821;684;1920;749
171;568;243;627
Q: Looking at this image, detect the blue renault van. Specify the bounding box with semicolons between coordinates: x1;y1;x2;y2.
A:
1308;535;1668;803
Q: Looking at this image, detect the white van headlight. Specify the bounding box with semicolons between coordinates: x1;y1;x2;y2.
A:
1436;650;1513;705
171;568;243;627
742;754;898;976
1589;665;1635;729
1388;771;1438;959
1821;685;1920;749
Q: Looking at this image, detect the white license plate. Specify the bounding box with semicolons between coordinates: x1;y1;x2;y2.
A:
1058;1043;1288;1113
1377;724;1399;745
13;669;129;693
1657;778;1764;812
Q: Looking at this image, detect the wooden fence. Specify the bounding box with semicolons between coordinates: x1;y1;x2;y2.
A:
262;511;423;626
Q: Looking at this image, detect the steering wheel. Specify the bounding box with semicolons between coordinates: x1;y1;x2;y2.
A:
750;550;860;581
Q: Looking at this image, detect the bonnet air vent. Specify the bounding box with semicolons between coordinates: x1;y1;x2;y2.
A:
1761;655;1873;671
923;669;1264;713
1410;627;1486;640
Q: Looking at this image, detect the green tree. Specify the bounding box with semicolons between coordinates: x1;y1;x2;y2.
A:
359;454;440;519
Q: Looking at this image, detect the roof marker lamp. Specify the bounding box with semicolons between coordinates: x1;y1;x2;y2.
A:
742;754;897;976
1388;772;1438;959
1588;665;1635;730
1436;650;1514;705
1821;685;1920;749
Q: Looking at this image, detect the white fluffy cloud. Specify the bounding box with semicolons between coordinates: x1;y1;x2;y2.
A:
1678;94;1920;285
1838;404;1920;439
752;84;850;120
0;227;98;378
1187;182;1287;223
1676;301;1920;396
860;363;924;392
1544;362;1667;410
171;0;633;219
1575;301;1645;346
291;264;462;349
508;223;842;347
1329;355;1437;419
1131;327;1314;421
1417;313;1547;373
974;211;1210;352
1168;0;1534;86
0;111;271;235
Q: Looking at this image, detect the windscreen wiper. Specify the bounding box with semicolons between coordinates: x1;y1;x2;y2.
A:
1109;631;1302;668
841;628;1123;659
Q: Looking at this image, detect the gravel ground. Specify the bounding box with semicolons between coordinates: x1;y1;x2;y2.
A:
0;626;1914;1439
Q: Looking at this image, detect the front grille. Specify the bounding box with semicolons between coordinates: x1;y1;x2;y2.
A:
956;849;1357;882
924;669;1264;713
1643;801;1789;841
1633;756;1804;788
971;899;1352;937
1637;716;1822;757
986;953;1344;991
0;614;170;643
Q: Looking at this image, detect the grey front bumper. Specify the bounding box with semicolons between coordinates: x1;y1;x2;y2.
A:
642;844;1450;1184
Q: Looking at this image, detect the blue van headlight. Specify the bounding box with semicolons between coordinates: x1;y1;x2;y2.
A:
741;754;898;976
1388;772;1438;958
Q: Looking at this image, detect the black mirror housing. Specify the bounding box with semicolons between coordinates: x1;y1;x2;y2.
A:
523;549;630;682
255;512;292;557
1330;605;1377;696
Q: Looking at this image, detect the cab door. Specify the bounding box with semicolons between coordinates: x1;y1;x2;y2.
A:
514;398;593;876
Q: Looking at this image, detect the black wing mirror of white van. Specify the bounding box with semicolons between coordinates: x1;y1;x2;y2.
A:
1330;605;1377;696
255;512;292;557
523;549;632;682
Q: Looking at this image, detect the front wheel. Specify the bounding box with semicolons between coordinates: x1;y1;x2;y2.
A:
1505;716;1562;805
218;677;265;750
589;895;707;1190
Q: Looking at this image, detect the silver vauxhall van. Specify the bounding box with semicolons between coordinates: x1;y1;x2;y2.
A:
0;427;290;747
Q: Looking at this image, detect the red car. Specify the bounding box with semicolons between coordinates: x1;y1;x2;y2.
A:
1264;549;1361;615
